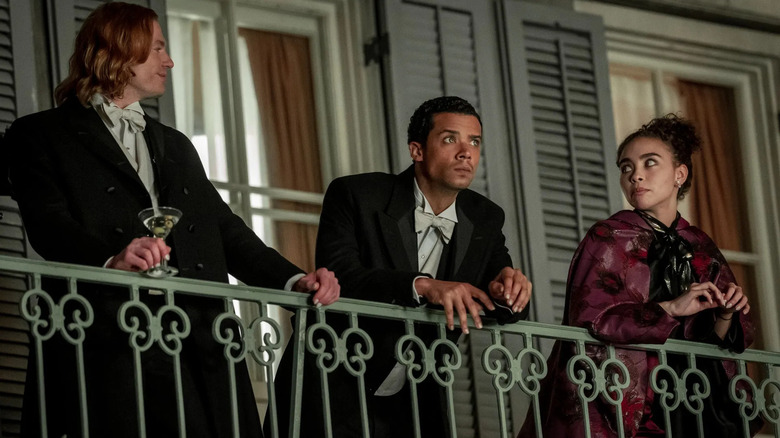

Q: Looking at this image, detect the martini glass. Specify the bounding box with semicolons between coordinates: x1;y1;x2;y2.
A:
138;206;182;277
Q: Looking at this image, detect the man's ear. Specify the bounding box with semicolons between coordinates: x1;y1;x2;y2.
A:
409;141;424;162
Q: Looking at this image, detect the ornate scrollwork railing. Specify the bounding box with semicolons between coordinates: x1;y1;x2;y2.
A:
3;254;779;438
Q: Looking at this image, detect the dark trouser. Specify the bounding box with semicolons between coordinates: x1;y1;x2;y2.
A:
269;355;450;438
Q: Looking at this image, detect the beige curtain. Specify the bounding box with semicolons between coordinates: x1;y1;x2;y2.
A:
677;80;761;347
678;81;749;252
239;28;323;272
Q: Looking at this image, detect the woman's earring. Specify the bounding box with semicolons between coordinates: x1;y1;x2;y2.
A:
674;180;681;188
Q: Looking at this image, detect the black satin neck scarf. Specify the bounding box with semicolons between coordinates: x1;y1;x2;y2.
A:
635;210;694;303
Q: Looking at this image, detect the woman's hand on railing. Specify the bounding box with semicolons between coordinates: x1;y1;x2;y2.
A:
293;267;340;307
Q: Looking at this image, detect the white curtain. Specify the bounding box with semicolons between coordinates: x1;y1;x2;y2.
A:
168;16;229;182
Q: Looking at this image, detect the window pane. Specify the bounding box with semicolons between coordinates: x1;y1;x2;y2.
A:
169;16;229;182
238;37;269;188
250;193;271;209
237;28;324;194
251;213;320;273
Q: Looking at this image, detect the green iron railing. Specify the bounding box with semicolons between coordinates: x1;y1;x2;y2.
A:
2;254;779;438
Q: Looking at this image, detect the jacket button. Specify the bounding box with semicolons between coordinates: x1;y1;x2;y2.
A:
106;186;116;193
183;187;190;195
195;263;204;270
188;224;195;232
114;227;124;234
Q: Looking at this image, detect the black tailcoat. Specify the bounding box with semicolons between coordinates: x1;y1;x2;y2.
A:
6;98;302;437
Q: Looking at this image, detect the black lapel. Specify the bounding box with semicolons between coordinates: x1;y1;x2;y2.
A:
378;166;418;271
436;238;455;279
65;99;146;190
454;200;474;276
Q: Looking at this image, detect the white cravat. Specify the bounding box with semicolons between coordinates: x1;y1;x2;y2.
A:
374;178;458;397
105;104;146;168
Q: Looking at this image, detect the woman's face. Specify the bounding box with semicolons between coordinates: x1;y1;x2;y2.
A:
618;137;688;225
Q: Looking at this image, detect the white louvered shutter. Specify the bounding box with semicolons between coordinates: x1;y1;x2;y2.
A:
503;0;622;326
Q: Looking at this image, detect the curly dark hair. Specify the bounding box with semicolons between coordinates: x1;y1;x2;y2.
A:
616;113;702;200
407;96;481;146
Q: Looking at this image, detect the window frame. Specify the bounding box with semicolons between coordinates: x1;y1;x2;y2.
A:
167;0;385;221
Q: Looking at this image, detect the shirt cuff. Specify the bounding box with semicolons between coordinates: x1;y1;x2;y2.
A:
412;275;430;306
285;273;306;291
103;256;114;268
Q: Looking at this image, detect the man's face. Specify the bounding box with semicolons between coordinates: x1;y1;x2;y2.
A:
122;21;174;104
410;112;482;196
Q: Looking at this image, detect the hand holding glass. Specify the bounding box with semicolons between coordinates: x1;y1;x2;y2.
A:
137;206;182;277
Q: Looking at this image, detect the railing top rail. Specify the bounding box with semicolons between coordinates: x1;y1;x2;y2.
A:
2;254;778;364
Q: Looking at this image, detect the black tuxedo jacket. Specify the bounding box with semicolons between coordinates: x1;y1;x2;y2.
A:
270;167;527;438
6;98;302;437
315;166;525;385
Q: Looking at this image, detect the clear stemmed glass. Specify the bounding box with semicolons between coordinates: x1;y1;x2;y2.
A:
137;206;183;277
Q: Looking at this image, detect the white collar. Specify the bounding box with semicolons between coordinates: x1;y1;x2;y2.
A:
413;177;458;223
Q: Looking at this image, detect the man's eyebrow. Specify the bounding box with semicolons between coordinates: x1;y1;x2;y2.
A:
438;129;481;137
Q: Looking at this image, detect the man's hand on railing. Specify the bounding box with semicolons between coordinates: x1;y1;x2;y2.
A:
413;277;496;334
293;267;340;307
488;266;532;314
106;237;170;272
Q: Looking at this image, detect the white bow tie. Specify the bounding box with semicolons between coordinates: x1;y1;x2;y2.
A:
415;207;455;243
105;105;146;133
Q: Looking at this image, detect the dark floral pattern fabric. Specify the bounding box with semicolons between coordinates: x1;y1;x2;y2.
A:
518;210;754;438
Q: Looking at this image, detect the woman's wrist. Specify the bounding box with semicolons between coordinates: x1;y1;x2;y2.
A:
716;312;733;321
658;301;674;316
